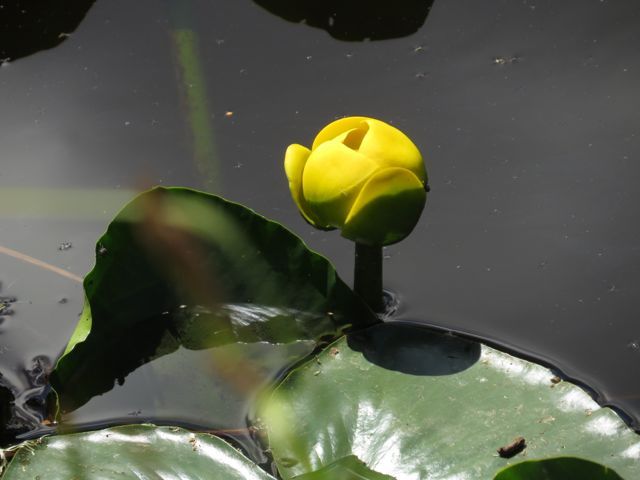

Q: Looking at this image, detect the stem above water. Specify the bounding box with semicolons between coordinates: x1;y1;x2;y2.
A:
354;242;384;313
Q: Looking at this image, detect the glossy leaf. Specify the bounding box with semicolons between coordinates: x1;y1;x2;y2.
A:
259;323;640;479
1;424;276;480
51;187;376;416
493;457;624;480
292;455;395;480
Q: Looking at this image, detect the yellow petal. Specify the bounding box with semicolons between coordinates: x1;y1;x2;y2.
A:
284;143;325;227
358;118;426;183
312;116;370;150
341;167;427;246
302;141;379;227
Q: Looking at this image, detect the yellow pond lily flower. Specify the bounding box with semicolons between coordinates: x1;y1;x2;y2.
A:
284;116;428;246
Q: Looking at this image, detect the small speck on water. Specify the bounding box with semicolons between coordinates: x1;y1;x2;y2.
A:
493;55;521;65
58;242;72;251
627;340;640;351
58;298;68;304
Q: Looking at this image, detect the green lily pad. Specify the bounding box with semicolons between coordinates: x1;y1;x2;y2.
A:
1;424;276;479
292;455;396;480
259;323;640;479
51;187;375;418
493;457;624;480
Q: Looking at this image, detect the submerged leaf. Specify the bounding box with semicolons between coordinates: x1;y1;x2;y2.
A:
51;187;375;420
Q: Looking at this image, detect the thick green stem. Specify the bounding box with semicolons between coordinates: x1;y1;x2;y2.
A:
354;242;384;313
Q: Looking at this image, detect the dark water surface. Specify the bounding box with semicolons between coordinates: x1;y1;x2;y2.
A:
1;0;640;445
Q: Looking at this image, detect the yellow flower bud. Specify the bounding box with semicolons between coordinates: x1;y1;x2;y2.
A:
284;116;428;246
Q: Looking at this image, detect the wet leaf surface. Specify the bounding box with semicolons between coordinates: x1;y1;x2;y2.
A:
1;424;276;480
259;323;640;479
291;455;395;480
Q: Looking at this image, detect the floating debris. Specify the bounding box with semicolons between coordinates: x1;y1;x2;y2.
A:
0;302;13;316
493;55;521;66
627;340;640;351
0;289;16;316
58;242;73;251
497;436;526;458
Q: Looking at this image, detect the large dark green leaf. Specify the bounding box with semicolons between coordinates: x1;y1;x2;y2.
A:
1;424;276;479
258;323;640;479
51;187;375;420
493;457;624;480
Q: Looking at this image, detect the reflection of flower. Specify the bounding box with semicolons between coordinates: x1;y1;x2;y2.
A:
285;116;428;246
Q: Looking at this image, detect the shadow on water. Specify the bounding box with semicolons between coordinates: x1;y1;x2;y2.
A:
0;384;13;444
0;0;96;61
347;322;480;376
252;0;435;41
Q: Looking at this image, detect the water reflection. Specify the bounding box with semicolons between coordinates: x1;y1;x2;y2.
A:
252;0;435;41
0;384;14;444
0;0;96;61
348;322;480;376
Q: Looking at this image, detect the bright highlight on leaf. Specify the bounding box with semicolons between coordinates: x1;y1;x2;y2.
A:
284;116;428;246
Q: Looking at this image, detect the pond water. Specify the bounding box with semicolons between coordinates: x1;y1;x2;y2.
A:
1;0;639;454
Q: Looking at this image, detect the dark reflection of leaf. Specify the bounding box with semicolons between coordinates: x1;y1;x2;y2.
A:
0;0;96;61
51;187;376;414
493;457;624;480
291;455;395;480
252;0;435;41
0;382;14;444
347;322;480;375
